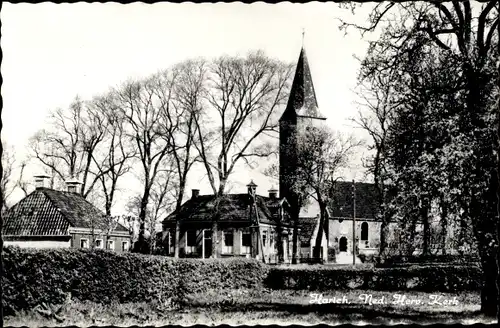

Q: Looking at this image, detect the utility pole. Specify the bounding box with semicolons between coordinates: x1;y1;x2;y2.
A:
352;179;356;266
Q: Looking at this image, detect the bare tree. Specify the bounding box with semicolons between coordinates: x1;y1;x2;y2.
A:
194;51;294;196
88;93;136;217
115;72;179;254
352;78;396;258
296;127;362;260
159;60;206;210
126;168;176;255
1;145;16;213
29;96;107;197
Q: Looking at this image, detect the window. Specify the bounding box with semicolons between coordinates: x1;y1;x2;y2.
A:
107;240;115;251
95;239;104;249
186;230;197;254
262;234;267;248
241;231;251;254
168;231;174;254
222;230;234;254
80;238;89;249
187;230;197;247
361;222;368;241
122;241;129;251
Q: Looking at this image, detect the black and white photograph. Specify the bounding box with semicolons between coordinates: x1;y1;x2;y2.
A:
1;1;499;326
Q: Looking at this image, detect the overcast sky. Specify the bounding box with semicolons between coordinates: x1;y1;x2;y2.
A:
1;2;375;213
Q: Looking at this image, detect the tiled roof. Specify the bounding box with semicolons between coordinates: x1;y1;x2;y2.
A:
280;47;325;121
164;193;289;226
298;216;319;247
328;181;394;220
2;187;128;236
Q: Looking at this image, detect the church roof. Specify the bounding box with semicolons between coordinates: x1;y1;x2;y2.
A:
280;47;325;121
328;182;396;221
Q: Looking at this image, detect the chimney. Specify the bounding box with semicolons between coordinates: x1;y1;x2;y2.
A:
268;186;278;199
192;189;200;199
65;178;82;194
247;180;257;196
34;174;51;189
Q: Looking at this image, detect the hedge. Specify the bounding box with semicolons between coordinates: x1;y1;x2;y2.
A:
2;246;268;315
376;254;480;267
264;264;482;292
1;246;483;316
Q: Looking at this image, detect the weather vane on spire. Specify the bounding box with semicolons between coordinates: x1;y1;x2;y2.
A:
302;28;305;47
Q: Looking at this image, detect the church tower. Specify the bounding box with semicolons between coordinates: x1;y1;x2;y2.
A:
279;46;326;209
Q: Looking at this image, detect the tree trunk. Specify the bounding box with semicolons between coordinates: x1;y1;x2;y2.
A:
480;252;498;317
407;214;418;256
471;184;499;318
176;182;186;211
217;177;227;197
440;200;448;255
105;201;112;218
134;188;150;254
495;22;500;322
313;202;327;261
379;217;389;259
174;220;180;258
422;200;430;256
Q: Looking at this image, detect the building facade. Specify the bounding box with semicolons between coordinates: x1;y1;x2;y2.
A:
2;176;131;252
162;183;296;262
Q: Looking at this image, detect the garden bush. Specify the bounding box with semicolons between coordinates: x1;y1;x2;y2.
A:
265;264;482;292
2;246;268;315
358;253;379;264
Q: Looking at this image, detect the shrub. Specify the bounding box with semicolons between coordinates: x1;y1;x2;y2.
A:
358;253;379;264
264;264;482;292
2;246;268;315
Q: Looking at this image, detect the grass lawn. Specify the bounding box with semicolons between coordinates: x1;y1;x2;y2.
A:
4;288;493;326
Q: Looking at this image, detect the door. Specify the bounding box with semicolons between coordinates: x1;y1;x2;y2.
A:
339;236;347;252
203;230;212;258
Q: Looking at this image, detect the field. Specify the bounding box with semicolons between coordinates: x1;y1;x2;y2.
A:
4;288;492;326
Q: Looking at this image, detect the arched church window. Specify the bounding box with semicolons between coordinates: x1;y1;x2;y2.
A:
361;222;368;241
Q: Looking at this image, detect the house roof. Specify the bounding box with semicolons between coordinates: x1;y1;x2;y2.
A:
298;216;319;247
280;47;325;121
328;181;390;220
2;187;128;236
163;193;289;226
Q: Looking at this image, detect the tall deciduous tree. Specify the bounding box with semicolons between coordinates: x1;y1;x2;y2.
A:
340;1;499;316
115;72;179;254
296;127;361;260
162;60;206;211
89;93;136;217
29;96;107;197
194;51;293;196
352;77;396;258
1;145;16;214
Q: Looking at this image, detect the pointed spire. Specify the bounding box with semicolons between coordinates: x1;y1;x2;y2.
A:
281;43;325;121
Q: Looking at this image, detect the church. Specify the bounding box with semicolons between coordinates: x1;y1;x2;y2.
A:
161;45;383;263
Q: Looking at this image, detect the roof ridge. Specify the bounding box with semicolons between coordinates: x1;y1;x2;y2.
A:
39;188;76;227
